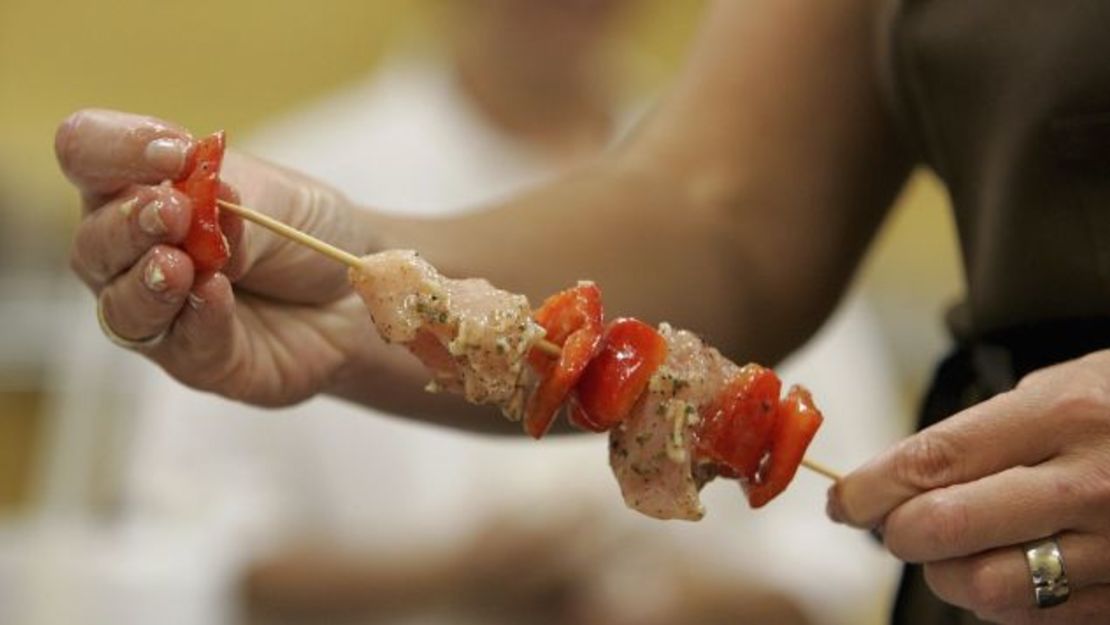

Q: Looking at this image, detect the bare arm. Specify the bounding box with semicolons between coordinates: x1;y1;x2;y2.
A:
335;0;910;413
58;0;909;432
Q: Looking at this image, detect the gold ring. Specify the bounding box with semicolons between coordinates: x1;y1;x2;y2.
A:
1023;537;1070;609
96;292;166;350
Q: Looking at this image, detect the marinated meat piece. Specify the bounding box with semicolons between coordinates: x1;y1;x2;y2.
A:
608;323;739;520
350;250;545;419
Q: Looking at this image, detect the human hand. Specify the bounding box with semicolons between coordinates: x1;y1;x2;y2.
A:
58;108;376;406
827;350;1110;624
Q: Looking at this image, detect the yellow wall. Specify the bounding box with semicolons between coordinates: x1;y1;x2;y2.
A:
2;1;410;219
0;0;703;222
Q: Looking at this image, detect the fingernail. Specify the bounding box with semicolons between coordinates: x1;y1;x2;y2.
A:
143;260;167;292
138;199;166;236
144;137;189;175
118;197;139;217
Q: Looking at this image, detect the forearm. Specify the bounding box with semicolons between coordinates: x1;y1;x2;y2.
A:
357;0;909;364
361;153;781;361
331;0;912;428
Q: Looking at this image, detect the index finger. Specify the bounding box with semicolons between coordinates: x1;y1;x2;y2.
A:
829;387;1063;529
55;108;193;200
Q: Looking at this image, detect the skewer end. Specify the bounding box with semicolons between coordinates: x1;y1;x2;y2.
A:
801;458;842;482
534;338;562;358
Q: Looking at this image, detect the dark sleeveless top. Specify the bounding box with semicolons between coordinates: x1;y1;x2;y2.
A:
881;3;1110;623
883;0;1110;342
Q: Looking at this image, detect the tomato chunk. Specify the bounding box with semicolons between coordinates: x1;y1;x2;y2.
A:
744;384;824;508
175;131;228;274
694;364;781;480
569;318;667;432
524;282;603;438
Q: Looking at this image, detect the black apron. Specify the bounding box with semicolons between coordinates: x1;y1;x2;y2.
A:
882;1;1110;622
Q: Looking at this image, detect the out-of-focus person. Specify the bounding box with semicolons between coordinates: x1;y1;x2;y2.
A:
32;2;900;624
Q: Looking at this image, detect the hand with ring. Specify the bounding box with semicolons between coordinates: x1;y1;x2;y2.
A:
59;109;378;406
826;350;1110;623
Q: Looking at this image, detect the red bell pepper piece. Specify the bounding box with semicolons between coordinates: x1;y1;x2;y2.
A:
175;131;229;274
693;364;781;480
524;282;603;438
569;317;667;432
744;384;824;508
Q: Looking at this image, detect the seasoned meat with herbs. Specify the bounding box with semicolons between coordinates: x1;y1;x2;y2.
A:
350;250;545;419
608;324;739;520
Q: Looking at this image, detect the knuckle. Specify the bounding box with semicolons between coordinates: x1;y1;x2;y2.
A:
918;493;970;556
922;563;962;607
883;492;969;562
1070;460;1110;511
1049;381;1110;419
292;184;344;241
69;245;95;286
71;226;109;285
160;187;193;242
1048;470;1083;502
1016;356;1084;390
894;432;961;489
925;558;1013;617
293;184;327;226
1016;367;1049;390
879;516;915;561
1018;358;1110;435
1076;349;1110;370
964;558;1013;615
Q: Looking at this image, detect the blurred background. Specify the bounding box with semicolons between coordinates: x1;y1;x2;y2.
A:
0;1;963;624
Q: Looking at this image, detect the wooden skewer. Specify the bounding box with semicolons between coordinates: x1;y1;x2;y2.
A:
217;198;841;482
801;458;842;482
220;198;566;355
532;338;563;357
219;200;364;269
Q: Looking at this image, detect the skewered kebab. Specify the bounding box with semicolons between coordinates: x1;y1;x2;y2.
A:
169;131;836;521
348;250;824;519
